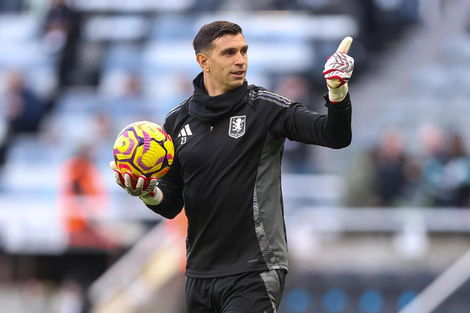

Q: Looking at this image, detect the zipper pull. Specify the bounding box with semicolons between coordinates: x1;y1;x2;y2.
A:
210;125;214;132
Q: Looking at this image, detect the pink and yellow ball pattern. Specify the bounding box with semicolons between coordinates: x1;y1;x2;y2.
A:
113;121;174;180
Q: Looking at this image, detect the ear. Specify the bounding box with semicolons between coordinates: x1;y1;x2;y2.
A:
196;53;210;72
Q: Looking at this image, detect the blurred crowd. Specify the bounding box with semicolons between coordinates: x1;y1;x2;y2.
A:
346;125;470;208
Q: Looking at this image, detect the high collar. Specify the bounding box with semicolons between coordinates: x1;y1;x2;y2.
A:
187;72;248;122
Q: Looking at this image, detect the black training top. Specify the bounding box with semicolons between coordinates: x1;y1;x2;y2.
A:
147;72;352;278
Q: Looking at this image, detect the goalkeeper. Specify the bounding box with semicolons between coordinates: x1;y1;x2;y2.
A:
112;20;354;313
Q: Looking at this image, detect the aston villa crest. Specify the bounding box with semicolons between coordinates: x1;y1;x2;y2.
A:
229;115;246;139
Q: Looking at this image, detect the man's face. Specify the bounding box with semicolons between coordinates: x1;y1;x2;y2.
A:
202;33;248;95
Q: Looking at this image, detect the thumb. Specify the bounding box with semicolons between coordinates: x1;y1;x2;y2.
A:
109;160;117;170
336;36;353;54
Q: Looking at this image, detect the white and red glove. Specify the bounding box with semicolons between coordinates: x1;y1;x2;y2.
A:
110;161;163;205
323;36;354;103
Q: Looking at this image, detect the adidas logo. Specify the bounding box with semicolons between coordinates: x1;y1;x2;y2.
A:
178;124;192;144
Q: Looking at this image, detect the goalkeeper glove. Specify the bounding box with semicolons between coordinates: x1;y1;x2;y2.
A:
110;161;163;205
323;36;354;103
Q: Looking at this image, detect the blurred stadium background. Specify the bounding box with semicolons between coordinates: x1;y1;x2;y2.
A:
0;0;470;312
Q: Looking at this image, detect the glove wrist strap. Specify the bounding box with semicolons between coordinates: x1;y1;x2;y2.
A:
328;83;348;103
139;187;163;205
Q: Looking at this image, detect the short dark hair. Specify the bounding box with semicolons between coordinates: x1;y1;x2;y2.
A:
193;21;243;55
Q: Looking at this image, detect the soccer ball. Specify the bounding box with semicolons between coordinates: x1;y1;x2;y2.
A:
113;121;174;180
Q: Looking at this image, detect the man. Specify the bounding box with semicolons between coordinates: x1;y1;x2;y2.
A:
112;21;354;312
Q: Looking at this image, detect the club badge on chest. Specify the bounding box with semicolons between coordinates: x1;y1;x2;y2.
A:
229;115;246;139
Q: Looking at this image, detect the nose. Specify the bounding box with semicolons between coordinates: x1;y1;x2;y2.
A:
234;51;246;65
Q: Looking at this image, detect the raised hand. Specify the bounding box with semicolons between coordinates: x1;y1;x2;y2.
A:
323;36;354;102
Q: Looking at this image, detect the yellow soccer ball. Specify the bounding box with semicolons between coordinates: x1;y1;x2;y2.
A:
113;121;174;180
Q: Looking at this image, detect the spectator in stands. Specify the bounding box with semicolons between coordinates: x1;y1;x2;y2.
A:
372;128;418;206
42;0;80;87
0;68;44;185
3;68;46;134
57;145;112;248
346;127;419;207
443;132;470;207
345;146;380;207
417;125;470;207
413;124;447;206
42;0;70;55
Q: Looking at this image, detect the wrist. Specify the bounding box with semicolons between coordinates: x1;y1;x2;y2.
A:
139;187;163;205
328;83;348;103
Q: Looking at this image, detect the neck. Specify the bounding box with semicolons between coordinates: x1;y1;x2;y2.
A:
203;73;227;97
189;73;249;122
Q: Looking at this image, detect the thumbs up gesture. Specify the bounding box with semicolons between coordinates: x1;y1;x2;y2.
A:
323;36;354;103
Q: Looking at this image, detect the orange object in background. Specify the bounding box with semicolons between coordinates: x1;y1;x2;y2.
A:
57;146;111;248
164;211;188;272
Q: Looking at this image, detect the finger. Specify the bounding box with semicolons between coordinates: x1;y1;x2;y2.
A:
114;170;125;187
135;176;146;194
124;172;134;190
328;38;352;90
336;36;353;54
147;178;157;192
140;177;157;194
109;160;117;170
141;175;150;191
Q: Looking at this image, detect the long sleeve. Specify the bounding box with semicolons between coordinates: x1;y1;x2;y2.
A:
258;89;352;149
145;106;187;219
145;156;184;219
